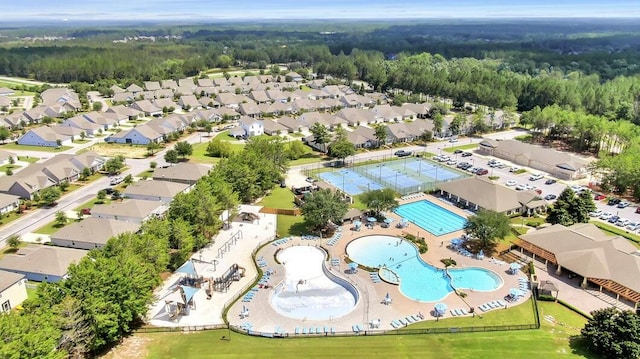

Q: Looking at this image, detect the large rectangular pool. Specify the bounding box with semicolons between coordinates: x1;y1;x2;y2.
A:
394;200;468;236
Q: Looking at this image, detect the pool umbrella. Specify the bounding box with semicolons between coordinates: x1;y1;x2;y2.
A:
509;288;523;297
367;217;377;222
385;292;391;303
450;238;464;246
349;262;358;272
434;303;447;316
354;220;362;227
509;262;521;274
383;217;394;224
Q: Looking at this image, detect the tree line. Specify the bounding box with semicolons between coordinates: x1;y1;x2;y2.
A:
0;137;288;358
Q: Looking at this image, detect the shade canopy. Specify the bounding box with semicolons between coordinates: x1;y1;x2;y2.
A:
383;218;394;224
451;238;464;246
181;285;200;303
354;220;362;227
176;260;197;276
509;288;524;297
349;262;359;270
510;262;521;270
367;217;377;222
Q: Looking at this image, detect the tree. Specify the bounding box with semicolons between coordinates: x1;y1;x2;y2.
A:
309;123;330;153
374;124;388;147
59;181;70;192
206;140;231;158
55;211;67;227
123;174;133;185
96;190;106;203
174;141;193;159
359;189;399;217
328;129;355;164
6;234;21;250
39;186;61;206
420;130;433;143
79;167;91;181
104;155;125;175
149;161;157;169
286;140;306;160
164;149;179;164
92;102;103;111
581;307;640;359
53;296;95;358
204;123;213;136
146;141;162;156
0;127;10;143
547;188;595;226
5;168;12;176
302;189;348;234
463;209;511;255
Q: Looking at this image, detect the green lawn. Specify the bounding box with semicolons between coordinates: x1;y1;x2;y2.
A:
0;164;21;172
73;198;112;211
140;301;594;359
591;221;640;247
276;215;310;238
17;155;39;163
0;143;72;152
0;211;24;229
258;187;295;209
443;143;479;153
190;142;222;165
34;220;68;235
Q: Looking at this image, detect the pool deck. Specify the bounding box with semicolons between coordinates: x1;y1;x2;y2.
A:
225;194;530;335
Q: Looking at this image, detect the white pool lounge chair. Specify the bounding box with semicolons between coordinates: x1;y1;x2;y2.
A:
450;309;458;316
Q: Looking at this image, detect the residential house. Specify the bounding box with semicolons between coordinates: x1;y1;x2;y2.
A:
321;85;345;99
197;78;214;87
123;180;191;203
153;163;211;185
178;78;195;91
262;119;288;135
131;100;162;117
385;123;416;143
91;199;167;223
126;83;144;94
178;95;201;110
83;111;122;129
0;169;56;199
104;125;163;145
0;193;20;214
50;218;140;250
437;177;548;215
0;87;16;96
40;88;81;112
335;108;380;126
266;89;288;103
112;91;135;103
250;90;272;104
517;223;640;306
286;71;303;82
277;116;309;133
161;79;178;90
2;112;26;129
144;81;162;91
238;102;262;118
216;93;241;109
110;84;126;94
235;116;264;138
371;104;403;122
478;139;591;180
17;126;73;147
153;97;178;111
400;102;433;119
153;88;174;99
0;270;27;312
0;245;87;282
106;105;141;121
61;116;102;136
350;126;378;147
213;78;230;87
0;150;14;166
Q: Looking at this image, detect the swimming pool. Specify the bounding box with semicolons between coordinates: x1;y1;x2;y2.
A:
395;200;468;236
346;235;502;302
270;246;357;320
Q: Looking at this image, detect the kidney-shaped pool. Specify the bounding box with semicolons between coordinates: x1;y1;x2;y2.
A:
270;246;358;320
346;235;503;302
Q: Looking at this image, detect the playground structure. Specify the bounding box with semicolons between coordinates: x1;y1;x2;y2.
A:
204;263;246;299
164;285;200;320
218;230;243;259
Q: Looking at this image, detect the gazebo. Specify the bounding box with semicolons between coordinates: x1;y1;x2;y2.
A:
538;280;559;300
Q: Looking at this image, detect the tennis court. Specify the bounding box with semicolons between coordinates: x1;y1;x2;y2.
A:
317;157;467;196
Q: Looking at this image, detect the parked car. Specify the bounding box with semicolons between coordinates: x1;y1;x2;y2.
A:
476;168;489;176
506;180;517;187
544;179;557;185
453;149;463;154
617;201;630;208
101;187;115;195
496;163;508;169
461;152;472;157
615;218;630;227
449;137;458;143
594;194;607;201
529;173;544;181
608;215;620;224
109;176;123;185
589;209;603;217
515;184;526;191
600;212;613;220
607;198;622;206
534;189;542;195
81;208;91;215
446;159;457;165
305;177;316;183
394;150;412;157
626;222;639;231
544;194;557;201
509;166;521;172
636;207;640;214
525;184;536;190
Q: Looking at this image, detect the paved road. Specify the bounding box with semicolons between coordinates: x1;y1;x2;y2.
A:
0;132;203;248
0;75;62;87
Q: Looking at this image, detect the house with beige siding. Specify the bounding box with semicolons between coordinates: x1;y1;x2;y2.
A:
0;270;27;312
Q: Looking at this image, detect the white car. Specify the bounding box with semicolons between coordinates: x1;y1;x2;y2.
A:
589;209;603;217
626;222;639;231
529;174;544;181
447;160;457;165
615;218;630;227
506;180;517;187
509;166;521;172
525;184;536;190
599;212;613;220
515;184;526;191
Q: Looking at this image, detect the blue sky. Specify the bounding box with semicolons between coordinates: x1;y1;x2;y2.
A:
1;0;638;21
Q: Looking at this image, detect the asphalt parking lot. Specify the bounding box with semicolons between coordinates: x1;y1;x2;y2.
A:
436;150;640;232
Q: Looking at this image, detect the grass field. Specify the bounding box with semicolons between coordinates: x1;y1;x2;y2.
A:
275;215;309;238
443;143;479;153
124;301;593;359
258;187;295;209
17;155;39;163
0;143;72;152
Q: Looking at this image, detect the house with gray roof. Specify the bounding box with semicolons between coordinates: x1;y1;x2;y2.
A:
478;139;591;180
105;125;163;145
0;270;27;312
144;81;162;91
110;85;126;94
123;180;191;203
262;119;288;135
153;163;211;185
238;102;262;118
106;105;141;121
153;97;178;111
91;199;167;223
335;108;381;126
51;217;141;250
0;193;20;215
40;88;81;112
161;79;178;90
112;91;135;103
197;78;214;87
131;100;162;117
0;245;87;282
250;90;271;104
17;126;73;147
61;116;102;136
436;176;547;215
126;83;144;94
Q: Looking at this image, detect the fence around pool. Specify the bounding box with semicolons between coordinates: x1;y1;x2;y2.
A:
316;157;468;196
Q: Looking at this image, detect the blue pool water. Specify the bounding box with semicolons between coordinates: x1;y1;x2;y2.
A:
347;235;502;302
395;200;468;236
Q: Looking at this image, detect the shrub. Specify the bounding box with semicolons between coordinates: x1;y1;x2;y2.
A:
526;221;541;227
537;294;556;301
441;258;457;267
